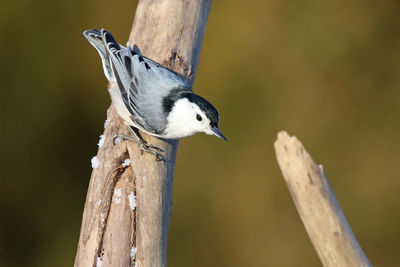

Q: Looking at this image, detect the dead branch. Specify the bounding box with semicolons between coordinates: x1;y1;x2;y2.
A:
274;131;371;267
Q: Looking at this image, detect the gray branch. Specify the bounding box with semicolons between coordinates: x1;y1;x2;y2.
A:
274;131;371;267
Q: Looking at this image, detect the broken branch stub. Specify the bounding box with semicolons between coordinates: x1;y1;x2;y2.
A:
274;131;371;267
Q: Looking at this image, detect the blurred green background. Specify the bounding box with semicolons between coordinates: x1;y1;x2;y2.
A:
1;0;400;266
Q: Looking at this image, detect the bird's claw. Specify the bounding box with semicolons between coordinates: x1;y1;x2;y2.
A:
113;135;124;145
138;141;165;162
145;143;164;152
113;134;165;162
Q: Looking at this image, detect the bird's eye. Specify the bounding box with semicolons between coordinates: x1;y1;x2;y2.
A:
196;114;202;121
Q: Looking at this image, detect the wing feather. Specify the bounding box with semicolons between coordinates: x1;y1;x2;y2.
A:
98;29;189;134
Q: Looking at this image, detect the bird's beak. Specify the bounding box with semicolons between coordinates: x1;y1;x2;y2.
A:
211;126;227;141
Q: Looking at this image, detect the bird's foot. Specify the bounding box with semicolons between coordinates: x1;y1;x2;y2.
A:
113;134;165;162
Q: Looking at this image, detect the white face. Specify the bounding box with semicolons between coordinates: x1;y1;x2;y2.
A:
165;98;215;139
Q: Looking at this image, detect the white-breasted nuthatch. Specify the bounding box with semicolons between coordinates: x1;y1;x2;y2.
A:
84;29;226;160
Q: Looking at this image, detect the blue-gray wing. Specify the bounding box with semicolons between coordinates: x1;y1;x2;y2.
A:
101;29;190;134
84;29;190;134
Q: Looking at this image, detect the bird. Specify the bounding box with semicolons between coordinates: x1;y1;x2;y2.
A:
83;29;226;160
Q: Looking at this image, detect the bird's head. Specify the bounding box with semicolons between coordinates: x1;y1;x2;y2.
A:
164;91;226;140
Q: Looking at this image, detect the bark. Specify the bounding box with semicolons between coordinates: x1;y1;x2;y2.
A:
75;1;212;266
274;131;371;267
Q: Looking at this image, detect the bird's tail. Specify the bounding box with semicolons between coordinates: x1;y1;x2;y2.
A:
84;29;141;115
96;29;140;117
83;29;117;82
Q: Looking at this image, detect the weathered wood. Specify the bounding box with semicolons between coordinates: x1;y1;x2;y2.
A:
274;131;371;267
75;1;212;266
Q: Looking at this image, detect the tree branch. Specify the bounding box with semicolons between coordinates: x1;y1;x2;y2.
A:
75;1;212;266
274;131;371;267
